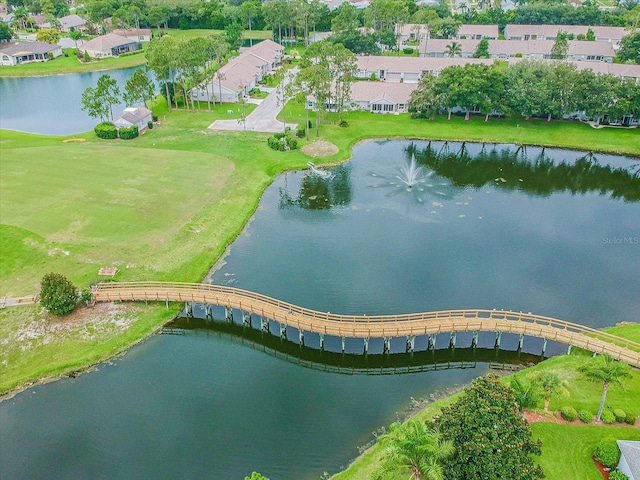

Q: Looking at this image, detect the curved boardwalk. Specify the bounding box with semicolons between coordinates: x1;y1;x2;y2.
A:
94;281;640;367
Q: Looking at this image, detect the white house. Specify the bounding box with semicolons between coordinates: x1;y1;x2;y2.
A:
113;106;152;131
111;28;152;43
504;24;627;44
0;41;63;66
617;440;640;480
350;81;417;113
81;33;141;59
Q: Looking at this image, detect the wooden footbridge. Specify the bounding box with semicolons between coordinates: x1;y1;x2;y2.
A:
93;281;640;367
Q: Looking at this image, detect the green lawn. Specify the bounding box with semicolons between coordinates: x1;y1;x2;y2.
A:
164;28;273;41
532;423;640;480
0;46;148;78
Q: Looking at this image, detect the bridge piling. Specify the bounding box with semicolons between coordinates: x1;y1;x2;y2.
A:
205;305;213;319
428;334;436;350
471;331;479;348
363;337;369;355
449;332;457;349
225;306;233;322
383;337;390;354
406;335;415;353
319;334;325;351
299;329;305;346
341;336;346;353
185;302;194;317
567;344;572;355
242;311;251;326
541;338;547;356
518;333;524;351
280;323;287;340
261;317;270;333
495;331;502;349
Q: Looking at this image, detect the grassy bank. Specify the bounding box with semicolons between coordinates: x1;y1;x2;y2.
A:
0;47;148;78
1;98;638;396
332;324;640;480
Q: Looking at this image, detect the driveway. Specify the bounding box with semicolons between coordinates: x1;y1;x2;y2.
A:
208;67;299;133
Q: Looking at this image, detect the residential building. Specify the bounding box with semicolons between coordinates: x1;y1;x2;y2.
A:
0;41;63;66
504;24;627;44
113;106;152;131
350;81;417;113
617;440;640;480
356;55;494;81
58;14;88;33
456;24;499;40
191;40;284;104
81;33;141;58
111;28;152;43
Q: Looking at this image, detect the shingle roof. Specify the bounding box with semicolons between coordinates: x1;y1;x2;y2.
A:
504;24;627;42
618;440;640;479
1;41;59;56
112;28;151;37
59;14;87;29
351;81;417;104
82;33;136;52
458;24;499;38
357;55;494;75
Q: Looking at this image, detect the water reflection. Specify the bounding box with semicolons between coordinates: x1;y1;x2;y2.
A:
279;164;352;210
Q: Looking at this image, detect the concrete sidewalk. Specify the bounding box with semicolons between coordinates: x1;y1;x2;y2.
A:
208;68;299;133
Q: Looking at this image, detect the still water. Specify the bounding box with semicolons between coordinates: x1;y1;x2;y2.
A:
0;67;141;135
0;140;638;479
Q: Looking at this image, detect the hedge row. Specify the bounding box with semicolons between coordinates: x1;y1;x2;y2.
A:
94;122;139;140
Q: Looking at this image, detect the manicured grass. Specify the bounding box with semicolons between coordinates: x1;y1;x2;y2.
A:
0;46;148;78
532;423;640;480
332;325;640;480
164;28;273;41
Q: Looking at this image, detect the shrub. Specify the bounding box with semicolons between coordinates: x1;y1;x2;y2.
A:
267;133;298;151
624;413;637;425
560;406;577;422
147;120;153;130
295;127;305;138
80;288;93;306
578;410;593;423
308;120;312;128
613;409;626;423
339;120;349;128
152;114;158;121
609;470;628;480
601;410;616;424
118;125;139;140
40;273;77;316
594;437;621;468
403;47;413;54
515;52;523;58
83;50;90;62
94;122;117;139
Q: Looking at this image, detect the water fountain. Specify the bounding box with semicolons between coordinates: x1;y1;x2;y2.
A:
306;161;334;180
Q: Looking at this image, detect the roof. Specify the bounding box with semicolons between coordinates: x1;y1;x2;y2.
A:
618;441;640;478
82;33;136;52
1;41;59;56
351;81;417;104
112;28;152;37
117;105;152;123
458;24;499;38
239;39;283;60
504;24;627;42
59;14;87;29
357;55;493;74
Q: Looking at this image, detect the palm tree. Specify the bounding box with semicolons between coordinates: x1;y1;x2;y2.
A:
510;377;541;412
376;420;454;480
580;354;632;422
445;42;462;58
535;372;563;412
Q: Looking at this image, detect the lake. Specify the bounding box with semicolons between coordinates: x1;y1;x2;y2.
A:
0;139;638;479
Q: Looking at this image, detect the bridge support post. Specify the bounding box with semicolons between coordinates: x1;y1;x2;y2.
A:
225;307;233;322
165;299;169;309
280;323;287;340
567;344;572;355
319;334;325;351
406;335;415;353
592;351;598;358
541;338;547;356
449;332;457;349
341;337;346;353
383;337;390;354
185;302;193;317
428;334;436;350
242;311;251;326
471;331;479;348
261;317;270;333
299;329;304;346
205;305;213;319
363;338;369;355
518;333;524;351
494;331;502;349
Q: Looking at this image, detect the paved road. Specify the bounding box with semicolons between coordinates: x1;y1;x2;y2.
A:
208;68;299;133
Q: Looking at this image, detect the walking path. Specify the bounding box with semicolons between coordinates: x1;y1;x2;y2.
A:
208;68;299;133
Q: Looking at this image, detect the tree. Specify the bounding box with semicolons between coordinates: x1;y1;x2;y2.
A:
534;372;563;411
69;29;83;48
331;2;361;33
36;28;60;45
409;72;439;118
244;473;269;480
0;20;13;42
146;35;177;111
580;354;632;422
40;273;77;316
375;420;454;480
473;37;489;58
616;31;640;64
124;68;155;107
444;41;462;57
551;31;569;60
81;74;121;122
510;376;541;411
434;375;544;480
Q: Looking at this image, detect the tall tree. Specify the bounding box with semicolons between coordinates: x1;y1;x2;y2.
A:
551;31;569;60
473;37;489;58
262;0;289;44
444;41;462;57
40;273;77;316
580;354;632;421
616;31;640;64
36;27;59;44
375;420;454;480
146;35;177;111
331;2;360;32
124;68;155;107
409;72;440;118
0;20;13;42
434;375;544;480
534;372;563;412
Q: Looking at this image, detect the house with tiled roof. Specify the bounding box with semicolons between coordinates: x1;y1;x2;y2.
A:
456;24;499;40
114;106;152;131
0;41;62;66
350;81;417;113
111;28;152;43
58;14;88;32
81;33;141;58
617;440;640;480
504;24;627;44
355;55;494;82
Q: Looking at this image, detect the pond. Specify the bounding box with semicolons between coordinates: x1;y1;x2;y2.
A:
0;67;143;135
0;140;638;480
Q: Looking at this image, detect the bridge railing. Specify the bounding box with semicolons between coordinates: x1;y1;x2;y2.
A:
94;281;640;353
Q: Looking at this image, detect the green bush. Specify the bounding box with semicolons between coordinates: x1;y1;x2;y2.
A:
403;47;414;54
609;470;628;480
40;273;77;316
613;409;626;423
152;114;158;121
601;410;616;424
560;406;577;422
118;125;139;140
339;120;349;128
267;133;298;151
578;410;593;423
94;122;117;139
625;413;637;425
594;437;621;468
147;120;153;130
295;127;305;138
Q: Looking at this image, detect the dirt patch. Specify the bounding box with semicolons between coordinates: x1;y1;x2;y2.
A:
301;141;339;158
62;138;86;143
